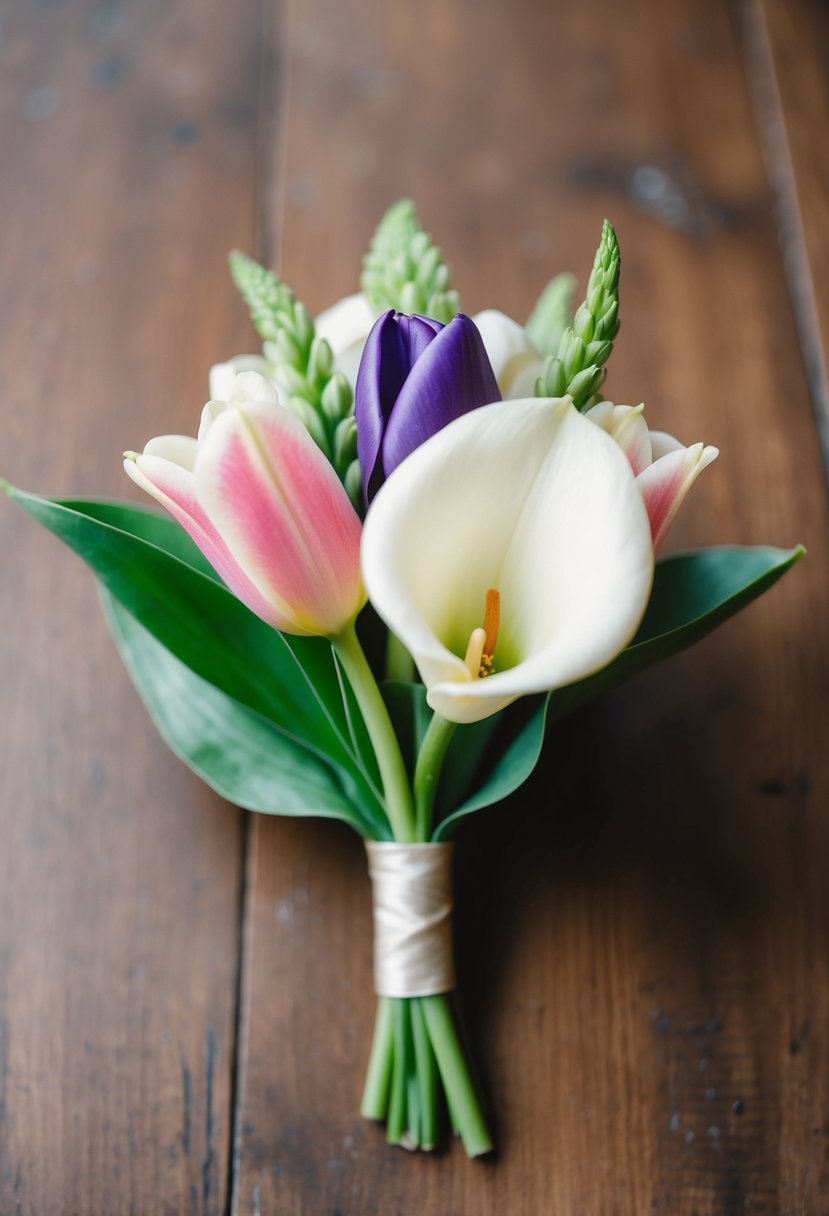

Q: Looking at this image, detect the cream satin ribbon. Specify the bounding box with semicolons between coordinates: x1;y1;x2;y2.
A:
365;842;455;998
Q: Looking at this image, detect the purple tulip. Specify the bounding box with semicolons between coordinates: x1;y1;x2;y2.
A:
354;311;501;502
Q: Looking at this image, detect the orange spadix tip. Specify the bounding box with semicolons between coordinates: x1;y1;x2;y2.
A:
483;587;500;657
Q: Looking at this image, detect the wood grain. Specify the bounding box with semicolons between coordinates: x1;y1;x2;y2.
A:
748;0;829;471
3;0;828;1211
0;1;261;1211
231;1;829;1212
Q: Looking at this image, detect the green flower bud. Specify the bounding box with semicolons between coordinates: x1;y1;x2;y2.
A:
334;415;358;466
321;373;353;425
345;459;363;507
308;336;334;385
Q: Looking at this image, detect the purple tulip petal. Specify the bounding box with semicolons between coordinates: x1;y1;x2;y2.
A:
355;313;443;501
354;311;406;501
381;314;501;479
398;313;443;364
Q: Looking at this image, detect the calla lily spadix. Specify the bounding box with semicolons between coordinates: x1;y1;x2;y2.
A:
361;396;655;724
585;401;719;550
124;372;365;637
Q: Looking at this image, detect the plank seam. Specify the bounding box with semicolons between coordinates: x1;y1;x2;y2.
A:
734;0;829;485
226;810;255;1216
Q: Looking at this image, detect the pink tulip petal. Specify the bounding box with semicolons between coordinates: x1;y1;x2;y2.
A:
124;453;295;630
648;430;684;460
196;401;365;635
637;443;718;550
585;402;652;476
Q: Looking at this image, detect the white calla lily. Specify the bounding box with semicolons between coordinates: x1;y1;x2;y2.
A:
362;396;655;724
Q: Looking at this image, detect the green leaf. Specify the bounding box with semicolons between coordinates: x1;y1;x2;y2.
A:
434;544;803;837
100;589;385;836
548;544;805;720
381;682;547;842
7;489;385;818
433;697;549;841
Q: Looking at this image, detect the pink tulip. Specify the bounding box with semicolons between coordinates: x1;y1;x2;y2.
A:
584;402;718;550
124;373;366;636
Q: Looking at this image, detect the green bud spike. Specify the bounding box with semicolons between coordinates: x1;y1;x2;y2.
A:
228;251;303;348
227;250;362;500
534;220;620;411
525;273;576;356
361;199;460;320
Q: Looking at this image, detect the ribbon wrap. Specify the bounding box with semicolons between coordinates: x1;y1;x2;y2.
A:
365;842;455;998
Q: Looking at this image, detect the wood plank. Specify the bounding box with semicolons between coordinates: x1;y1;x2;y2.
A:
0;1;261;1210
746;0;829;469
230;0;829;1211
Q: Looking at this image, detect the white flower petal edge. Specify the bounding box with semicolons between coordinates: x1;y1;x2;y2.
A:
315;291;379;385
361;397;655;724
470;310;546;399
584;401;719;550
209;354;275;402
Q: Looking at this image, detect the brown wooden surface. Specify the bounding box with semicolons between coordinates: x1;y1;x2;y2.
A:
0;1;259;1211
2;1;828;1213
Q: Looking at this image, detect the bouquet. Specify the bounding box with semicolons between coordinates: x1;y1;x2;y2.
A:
4;200;802;1156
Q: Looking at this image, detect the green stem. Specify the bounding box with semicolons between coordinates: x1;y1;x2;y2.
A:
385;630;415;683
361;997;394;1120
387;998;409;1144
422;994;492;1157
411;998;438;1149
404;1005;421;1150
413;713;457;840
333;622;415;843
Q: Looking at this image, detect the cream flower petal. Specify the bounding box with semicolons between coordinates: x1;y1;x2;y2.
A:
638;441;719;550
584;401;653;476
362;397;654;724
208;354;274;402
315;291;378;386
471;310;546;399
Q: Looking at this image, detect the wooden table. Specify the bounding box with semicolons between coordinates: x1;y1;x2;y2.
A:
2;1;827;1211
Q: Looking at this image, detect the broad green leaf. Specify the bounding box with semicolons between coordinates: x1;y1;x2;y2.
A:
101;590;387;836
382;682;545;841
549;544;804;720
61;498;219;577
7;489;385;818
435;545;803;837
433;697;548;841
